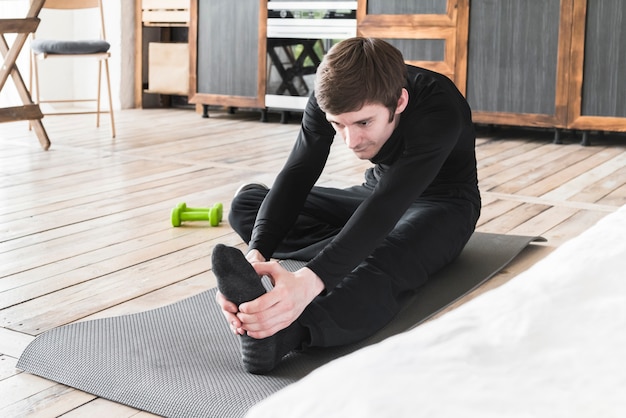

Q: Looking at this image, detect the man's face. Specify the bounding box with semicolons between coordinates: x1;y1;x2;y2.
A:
325;89;408;160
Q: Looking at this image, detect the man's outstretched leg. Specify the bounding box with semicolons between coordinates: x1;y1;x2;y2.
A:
211;244;307;374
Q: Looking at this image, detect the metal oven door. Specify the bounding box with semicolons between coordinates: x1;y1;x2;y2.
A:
265;2;357;111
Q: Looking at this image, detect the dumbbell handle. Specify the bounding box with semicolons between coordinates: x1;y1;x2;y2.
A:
179;211;212;221
179;206;213;213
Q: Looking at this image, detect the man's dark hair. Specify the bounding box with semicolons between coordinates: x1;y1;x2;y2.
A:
315;37;408;120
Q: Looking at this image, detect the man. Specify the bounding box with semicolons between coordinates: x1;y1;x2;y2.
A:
212;37;481;374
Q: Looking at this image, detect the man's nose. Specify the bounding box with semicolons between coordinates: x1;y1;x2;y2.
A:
344;126;360;149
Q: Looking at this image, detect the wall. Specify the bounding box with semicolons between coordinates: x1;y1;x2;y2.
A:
0;0;135;110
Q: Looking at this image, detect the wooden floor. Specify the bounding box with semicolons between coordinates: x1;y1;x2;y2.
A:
1;108;625;417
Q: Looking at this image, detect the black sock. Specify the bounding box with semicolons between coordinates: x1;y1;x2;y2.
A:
211;243;308;374
212;243;266;306
239;321;308;374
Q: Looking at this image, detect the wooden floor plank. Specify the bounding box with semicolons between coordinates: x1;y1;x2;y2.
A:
597;182;626;207
476;198;524;227
570;160;626;206
2;234;242;334
0;328;34;359
541;149;626;202
0;372;59;409
476;203;552;234
478;142;570;186
0;167;243;243
507;205;580;245
516;147;625;198
81;273;218;322
476;139;546;173
0;355;20;380
0;382;96;418
487;145;598;195
59;397;144;418
0;227;233;308
540;209;611;246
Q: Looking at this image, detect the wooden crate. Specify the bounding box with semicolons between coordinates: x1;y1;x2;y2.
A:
142;0;189;26
147;42;189;95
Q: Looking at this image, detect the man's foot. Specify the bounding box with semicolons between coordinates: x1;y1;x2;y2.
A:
212;243;305;374
239;322;306;374
212;243;265;306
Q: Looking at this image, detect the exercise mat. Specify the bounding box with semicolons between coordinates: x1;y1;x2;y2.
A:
17;232;542;418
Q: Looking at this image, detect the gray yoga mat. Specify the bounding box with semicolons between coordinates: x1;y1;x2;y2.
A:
17;232;541;418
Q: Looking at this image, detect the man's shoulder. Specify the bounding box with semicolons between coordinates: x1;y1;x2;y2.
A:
406;64;447;83
405;64;467;107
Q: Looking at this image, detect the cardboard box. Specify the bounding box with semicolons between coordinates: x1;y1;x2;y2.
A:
148;42;189;95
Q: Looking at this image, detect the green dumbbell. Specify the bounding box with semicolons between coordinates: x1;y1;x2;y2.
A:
171;202;223;227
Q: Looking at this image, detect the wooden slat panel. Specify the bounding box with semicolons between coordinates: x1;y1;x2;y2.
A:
143;0;189;10
142;10;189;25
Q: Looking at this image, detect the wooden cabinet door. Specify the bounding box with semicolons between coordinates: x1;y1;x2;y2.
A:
188;0;266;108
567;0;626;132
465;0;574;129
357;0;469;94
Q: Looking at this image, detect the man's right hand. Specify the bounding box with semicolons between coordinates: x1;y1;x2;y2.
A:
215;290;246;335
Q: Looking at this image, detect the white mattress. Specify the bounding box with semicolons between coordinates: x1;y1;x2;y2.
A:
247;205;626;418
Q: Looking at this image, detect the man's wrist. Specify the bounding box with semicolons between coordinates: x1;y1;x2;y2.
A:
246;249;266;263
296;267;325;299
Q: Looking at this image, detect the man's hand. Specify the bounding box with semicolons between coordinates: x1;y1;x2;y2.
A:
215;290;246;335
237;262;324;339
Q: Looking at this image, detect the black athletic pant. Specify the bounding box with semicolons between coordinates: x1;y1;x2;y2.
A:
228;171;480;348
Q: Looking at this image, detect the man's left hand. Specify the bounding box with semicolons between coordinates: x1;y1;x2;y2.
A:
236;262;324;339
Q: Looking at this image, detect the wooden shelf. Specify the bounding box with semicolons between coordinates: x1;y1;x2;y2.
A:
135;0;190;108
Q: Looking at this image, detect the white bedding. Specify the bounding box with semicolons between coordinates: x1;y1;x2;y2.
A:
247;205;626;418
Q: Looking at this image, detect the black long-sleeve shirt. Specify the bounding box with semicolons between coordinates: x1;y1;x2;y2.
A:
249;65;480;290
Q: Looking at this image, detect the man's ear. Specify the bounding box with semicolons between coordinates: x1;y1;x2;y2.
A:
395;88;409;115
